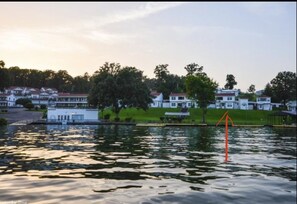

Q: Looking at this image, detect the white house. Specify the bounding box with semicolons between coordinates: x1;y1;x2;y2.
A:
0;94;8;108
238;98;250;110
256;96;272;111
287;101;297;112
150;91;163;108
55;93;88;108
215;93;236;109
47;108;99;122
169;93;197;108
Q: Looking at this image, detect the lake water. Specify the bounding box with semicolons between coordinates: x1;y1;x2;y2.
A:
0;125;296;204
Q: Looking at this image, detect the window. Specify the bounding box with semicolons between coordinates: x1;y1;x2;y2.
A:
227;104;232;107
227;97;233;100
188;103;191;107
178;96;184;100
171;103;176;107
216;97;223;100
171;96;176;100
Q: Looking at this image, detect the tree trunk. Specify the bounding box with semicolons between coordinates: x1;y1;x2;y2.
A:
202;108;207;123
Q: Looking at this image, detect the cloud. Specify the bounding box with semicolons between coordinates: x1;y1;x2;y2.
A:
81;2;185;29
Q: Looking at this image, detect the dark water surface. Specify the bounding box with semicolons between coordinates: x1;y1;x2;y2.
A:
0;125;296;203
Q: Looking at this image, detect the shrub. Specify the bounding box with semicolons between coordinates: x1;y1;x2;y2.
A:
24;103;34;110
125;117;132;122
104;114;111;120
40;104;47;109
114;117;120;122
0;118;7;126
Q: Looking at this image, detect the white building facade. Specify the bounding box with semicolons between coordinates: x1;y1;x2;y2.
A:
47;108;99;122
256;96;272;111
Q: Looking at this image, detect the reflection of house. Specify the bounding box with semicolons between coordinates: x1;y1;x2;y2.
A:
169;93;197;108
150;91;163;108
287;101;297;111
256;96;272;111
55;93;88;108
47;108;99;123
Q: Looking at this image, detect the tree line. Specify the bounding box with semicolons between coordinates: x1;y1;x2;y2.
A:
1;59;296;109
0;60;91;93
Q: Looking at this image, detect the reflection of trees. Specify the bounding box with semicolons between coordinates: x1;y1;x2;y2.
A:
183;127;221;185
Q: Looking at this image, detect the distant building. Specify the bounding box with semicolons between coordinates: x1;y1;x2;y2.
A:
215;93;236;109
287;101;297;112
47;108;99;123
169;93;197;108
256;96;272;111
150;91;163;108
55;93;89;108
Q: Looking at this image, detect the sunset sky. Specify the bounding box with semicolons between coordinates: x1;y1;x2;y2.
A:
0;2;296;91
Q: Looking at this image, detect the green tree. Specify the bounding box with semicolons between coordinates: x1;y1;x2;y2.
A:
224;74;237;89
88;62;152;119
269;71;296;106
24;103;34;110
248;84;255;93
16;98;32;107
184;63;203;76
154;64;169;82
0;60;5;68
71;72;91;93
185;71;218;123
0;60;9;91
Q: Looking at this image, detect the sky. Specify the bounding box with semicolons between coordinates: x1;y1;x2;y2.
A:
0;2;296;92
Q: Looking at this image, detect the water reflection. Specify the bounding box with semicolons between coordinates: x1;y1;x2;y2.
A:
0;125;296;203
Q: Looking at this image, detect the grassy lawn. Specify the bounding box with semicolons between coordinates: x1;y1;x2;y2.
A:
100;108;273;125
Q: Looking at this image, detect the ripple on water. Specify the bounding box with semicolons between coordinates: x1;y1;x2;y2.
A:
0;125;295;203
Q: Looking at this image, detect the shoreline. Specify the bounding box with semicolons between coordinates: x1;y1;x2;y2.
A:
28;120;297;128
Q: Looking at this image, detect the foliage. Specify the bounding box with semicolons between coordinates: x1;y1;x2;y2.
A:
40;104;47;109
238;92;256;101
104;113;111;120
184;63;203;76
88;62;152;118
224;74;237;90
0;118;7;126
16;98;32;107
24;103;34;110
153;64;186;99
248;84;255;93
267;71;296;106
185;68;218;123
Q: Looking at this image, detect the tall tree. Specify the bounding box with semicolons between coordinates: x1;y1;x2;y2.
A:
0;60;5;68
269;71;296;106
224;74;237;89
185;71;218;123
0;60;9;91
184;63;203;76
248;84;255;93
88;62;152;119
154;64;169;82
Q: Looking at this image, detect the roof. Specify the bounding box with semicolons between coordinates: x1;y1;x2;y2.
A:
170;93;187;97
215;93;235;97
150;91;161;96
58;93;88;97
